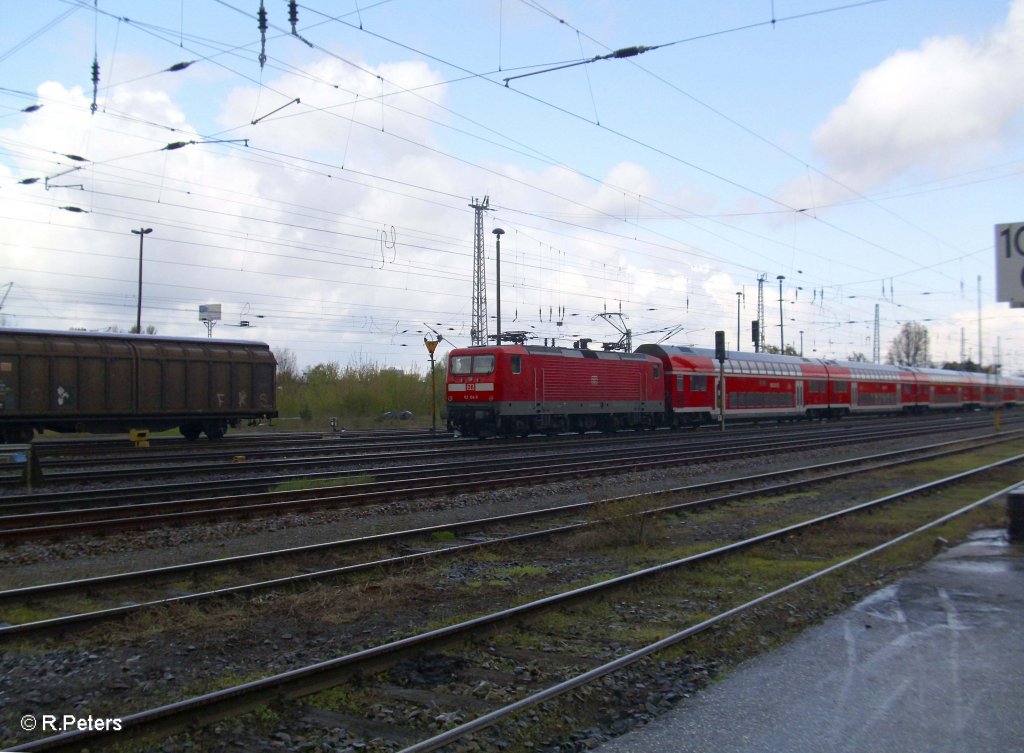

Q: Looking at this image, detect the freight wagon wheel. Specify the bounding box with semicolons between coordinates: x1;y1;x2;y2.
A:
3;426;35;443
204;422;227;440
180;424;201;442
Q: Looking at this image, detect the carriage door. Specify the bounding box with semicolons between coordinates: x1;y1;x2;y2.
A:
851;382;858;408
796;380;804;410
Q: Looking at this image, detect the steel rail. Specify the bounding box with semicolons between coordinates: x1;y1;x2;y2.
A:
1;432;1016;639
0;415;1008;512
2;413;1007;494
1;424;1006;540
398;483;1020;753
0;422;836;506
0;431;1012;600
25;429;431;458
9;455;1022;752
2;430;1003;603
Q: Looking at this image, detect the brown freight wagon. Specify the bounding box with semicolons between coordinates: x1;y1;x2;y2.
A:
0;329;277;442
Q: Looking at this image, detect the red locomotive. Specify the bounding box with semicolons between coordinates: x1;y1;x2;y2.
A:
447;343;1022;437
445;344;666;437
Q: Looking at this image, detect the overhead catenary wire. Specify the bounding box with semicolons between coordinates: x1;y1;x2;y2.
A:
0;1;1010;368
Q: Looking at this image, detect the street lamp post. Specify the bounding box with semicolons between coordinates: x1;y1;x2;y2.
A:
736;291;742;352
492;228;504;345
777;275;785;352
132;227;152;333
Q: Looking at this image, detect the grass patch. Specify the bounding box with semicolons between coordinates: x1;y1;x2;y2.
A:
271;474;375;493
308;681;374;715
0;604;61;625
491;564;550;579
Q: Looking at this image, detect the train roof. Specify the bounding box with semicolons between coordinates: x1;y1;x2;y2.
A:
448;343;1024;385
637;343;1024;384
638;344;817;366
0;327;272;348
449;344;657;362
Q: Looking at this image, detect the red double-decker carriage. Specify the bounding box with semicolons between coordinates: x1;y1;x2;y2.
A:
446;343;1024;437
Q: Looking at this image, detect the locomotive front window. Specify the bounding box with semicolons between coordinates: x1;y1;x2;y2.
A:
451;355;474;375
451;355;495;374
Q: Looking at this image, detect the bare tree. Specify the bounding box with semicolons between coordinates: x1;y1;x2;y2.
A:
273;347;301;385
886;322;931;366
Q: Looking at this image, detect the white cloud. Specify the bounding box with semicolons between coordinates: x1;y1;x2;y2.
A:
811;0;1024;197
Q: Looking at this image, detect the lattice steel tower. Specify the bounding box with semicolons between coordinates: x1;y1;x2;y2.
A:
469;196;491;345
756;273;767;353
873;304;881;363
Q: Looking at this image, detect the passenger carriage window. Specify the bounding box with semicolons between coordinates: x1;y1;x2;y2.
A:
510;356;522;375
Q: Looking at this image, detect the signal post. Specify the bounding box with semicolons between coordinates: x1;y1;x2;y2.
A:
715;330;726;432
424;335;442;433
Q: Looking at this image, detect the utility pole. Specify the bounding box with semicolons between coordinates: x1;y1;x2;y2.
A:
132;227;152;334
735;291;742;352
873;304;880;363
469;197;491;346
756;274;767;353
777;275;786;352
493;228;505;345
977;275;983;370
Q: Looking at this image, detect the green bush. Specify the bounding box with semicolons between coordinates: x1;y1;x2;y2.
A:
274;349;447;430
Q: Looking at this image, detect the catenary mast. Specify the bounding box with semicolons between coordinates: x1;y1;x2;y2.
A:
469;196;491;346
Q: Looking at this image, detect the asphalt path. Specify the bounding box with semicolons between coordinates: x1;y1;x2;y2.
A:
596;529;1024;753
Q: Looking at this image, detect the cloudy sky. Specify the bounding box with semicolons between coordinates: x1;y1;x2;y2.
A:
1;0;1022;373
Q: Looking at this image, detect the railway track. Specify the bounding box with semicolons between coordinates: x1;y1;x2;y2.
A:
0;419;1015;540
7;446;1019;752
0;431;1018;641
5;413;1010;489
0;430;456;486
25;428;431;459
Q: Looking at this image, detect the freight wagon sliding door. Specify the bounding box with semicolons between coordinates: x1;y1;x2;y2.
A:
187;359;210;409
210;359;231;410
79;351;133;416
138;344;188;414
232;360;254;410
20;354;48;414
0;354;20;414
50;337;80;416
